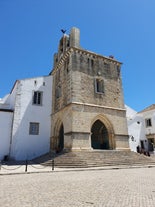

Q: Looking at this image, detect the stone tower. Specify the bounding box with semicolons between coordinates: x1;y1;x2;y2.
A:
50;27;129;152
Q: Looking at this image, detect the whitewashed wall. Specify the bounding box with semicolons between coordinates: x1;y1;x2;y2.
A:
126;105;153;152
128;115;147;152
10;75;52;160
0;89;16;160
0;111;13;160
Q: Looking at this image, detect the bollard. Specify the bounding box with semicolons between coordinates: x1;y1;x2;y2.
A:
52;159;54;171
25;160;28;172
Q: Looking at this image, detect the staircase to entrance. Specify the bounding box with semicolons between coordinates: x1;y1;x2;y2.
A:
33;150;155;168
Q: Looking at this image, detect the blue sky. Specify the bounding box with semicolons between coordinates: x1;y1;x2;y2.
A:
0;0;155;111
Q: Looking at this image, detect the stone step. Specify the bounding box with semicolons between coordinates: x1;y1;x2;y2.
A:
33;150;155;168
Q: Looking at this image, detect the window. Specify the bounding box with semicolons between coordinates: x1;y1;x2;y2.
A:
117;65;120;77
145;118;152;127
33;91;43;105
34;80;37;85
91;59;94;67
56;86;61;98
29;122;39;135
65;58;69;73
95;78;104;93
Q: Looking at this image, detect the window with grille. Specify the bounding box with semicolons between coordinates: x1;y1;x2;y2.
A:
32;91;43;105
29;122;39;135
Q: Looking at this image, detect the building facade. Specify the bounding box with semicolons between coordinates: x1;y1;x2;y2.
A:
128;104;155;153
0;76;52;160
0;109;13;160
0;27;130;161
50;27;129;152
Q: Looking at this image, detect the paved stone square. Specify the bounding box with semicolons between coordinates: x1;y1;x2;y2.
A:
1;167;155;207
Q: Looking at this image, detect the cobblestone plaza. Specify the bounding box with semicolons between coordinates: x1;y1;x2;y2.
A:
1;167;155;207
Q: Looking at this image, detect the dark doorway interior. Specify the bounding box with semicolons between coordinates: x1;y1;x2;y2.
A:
91;120;109;149
58;124;64;152
140;140;144;150
148;139;154;152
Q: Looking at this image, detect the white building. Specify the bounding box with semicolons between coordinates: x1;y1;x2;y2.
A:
0;75;52;160
126;104;155;153
0;108;13;160
138;105;155;151
0;93;15;160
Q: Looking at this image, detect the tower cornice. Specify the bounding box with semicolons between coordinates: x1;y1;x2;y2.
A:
72;47;122;65
51;47;122;75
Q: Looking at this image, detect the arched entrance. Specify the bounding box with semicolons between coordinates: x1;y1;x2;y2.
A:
91;120;110;149
58;124;64;152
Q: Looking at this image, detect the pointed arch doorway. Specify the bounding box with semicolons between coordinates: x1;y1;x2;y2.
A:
57;124;64;152
91;119;115;150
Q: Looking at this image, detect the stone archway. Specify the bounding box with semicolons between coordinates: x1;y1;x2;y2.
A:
91;115;115;150
58;124;64;152
91;120;109;149
52;119;64;152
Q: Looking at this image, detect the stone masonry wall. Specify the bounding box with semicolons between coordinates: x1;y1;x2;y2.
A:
51;102;129;150
71;49;124;109
52;47;125;113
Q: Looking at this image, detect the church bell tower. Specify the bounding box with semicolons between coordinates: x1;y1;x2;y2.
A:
50;27;129;152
